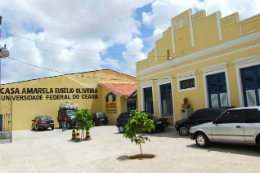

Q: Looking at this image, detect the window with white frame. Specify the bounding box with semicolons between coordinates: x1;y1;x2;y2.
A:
180;78;195;90
176;70;197;92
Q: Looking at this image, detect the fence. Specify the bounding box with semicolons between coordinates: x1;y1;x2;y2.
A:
0;100;13;144
161;114;174;127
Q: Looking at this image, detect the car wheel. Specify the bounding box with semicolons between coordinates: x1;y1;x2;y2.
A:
178;126;189;136
118;125;124;133
51;126;54;130
257;136;260;150
195;132;210;148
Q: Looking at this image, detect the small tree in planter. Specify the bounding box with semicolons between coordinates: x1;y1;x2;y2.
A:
74;108;94;140
123;110;155;159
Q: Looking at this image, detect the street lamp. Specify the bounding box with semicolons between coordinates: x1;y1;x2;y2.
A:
0;16;10;59
0;44;9;59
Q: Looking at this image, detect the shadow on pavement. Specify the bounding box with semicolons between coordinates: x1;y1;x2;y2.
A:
113;132;122;134
113;128;190;139
145;128;190;139
186;143;260;157
116;155;129;161
30;129;54;132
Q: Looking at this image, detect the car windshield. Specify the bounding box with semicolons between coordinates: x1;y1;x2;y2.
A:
39;116;51;121
96;113;107;118
67;110;76;117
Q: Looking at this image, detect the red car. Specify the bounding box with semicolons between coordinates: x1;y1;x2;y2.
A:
32;116;54;131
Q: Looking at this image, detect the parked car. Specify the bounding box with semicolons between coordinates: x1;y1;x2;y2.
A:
175;108;226;136
32;116;54;131
189;107;260;149
57;109;77;129
92;112;109;126
116;112;170;133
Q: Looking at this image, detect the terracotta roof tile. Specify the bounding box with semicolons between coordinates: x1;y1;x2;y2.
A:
99;83;137;97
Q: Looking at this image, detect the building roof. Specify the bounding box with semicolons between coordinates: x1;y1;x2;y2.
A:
98;83;137;98
2;69;136;85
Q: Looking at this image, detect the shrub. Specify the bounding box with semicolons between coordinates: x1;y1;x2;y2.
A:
123;110;155;154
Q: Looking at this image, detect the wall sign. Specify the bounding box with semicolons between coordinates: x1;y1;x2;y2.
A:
1;87;98;101
105;92;117;114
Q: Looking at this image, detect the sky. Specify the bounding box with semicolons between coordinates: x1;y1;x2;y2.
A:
0;0;259;84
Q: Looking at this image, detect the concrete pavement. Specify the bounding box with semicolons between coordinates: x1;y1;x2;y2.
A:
0;126;260;173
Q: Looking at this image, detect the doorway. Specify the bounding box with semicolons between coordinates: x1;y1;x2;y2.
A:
241;64;260;106
207;72;229;108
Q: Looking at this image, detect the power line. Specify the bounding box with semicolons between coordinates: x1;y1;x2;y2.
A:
5;33;166;58
6;56;134;85
11;39;137;64
7;57;64;74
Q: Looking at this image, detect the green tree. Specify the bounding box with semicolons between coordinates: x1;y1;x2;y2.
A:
123;110;155;155
74;108;94;139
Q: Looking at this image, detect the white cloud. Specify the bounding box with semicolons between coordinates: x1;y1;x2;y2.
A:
121;37;146;76
2;0;259;84
0;0;154;83
142;0;260;48
197;0;260;20
102;37;146;76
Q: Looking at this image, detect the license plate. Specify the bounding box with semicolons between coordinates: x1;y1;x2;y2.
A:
100;118;104;121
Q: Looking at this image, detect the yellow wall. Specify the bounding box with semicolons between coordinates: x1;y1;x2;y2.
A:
1;70;136;130
136;9;260;123
99;86;128;124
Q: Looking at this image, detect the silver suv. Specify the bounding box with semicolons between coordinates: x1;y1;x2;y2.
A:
189;107;260;149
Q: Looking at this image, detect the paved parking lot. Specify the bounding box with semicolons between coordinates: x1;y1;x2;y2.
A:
0;126;260;173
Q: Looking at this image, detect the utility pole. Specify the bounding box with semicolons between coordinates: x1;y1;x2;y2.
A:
0;15;2;114
0;16;10;115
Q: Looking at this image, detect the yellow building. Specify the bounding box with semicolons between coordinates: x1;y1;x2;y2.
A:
0;69;137;130
136;9;260;124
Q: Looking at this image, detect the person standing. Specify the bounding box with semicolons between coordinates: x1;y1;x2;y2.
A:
61;114;67;132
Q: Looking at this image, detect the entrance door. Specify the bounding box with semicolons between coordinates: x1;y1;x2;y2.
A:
143;87;154;114
160;83;172;114
127;100;137;112
207;72;228;108
241;65;260;106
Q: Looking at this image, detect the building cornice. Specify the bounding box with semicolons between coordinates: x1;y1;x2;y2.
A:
137;42;260;80
201;62;227;74
137;31;260;77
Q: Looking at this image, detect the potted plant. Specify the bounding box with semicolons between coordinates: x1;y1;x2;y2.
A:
123;110;155;159
74;108;94;140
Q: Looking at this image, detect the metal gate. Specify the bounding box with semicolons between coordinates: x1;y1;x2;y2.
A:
0;100;13;144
